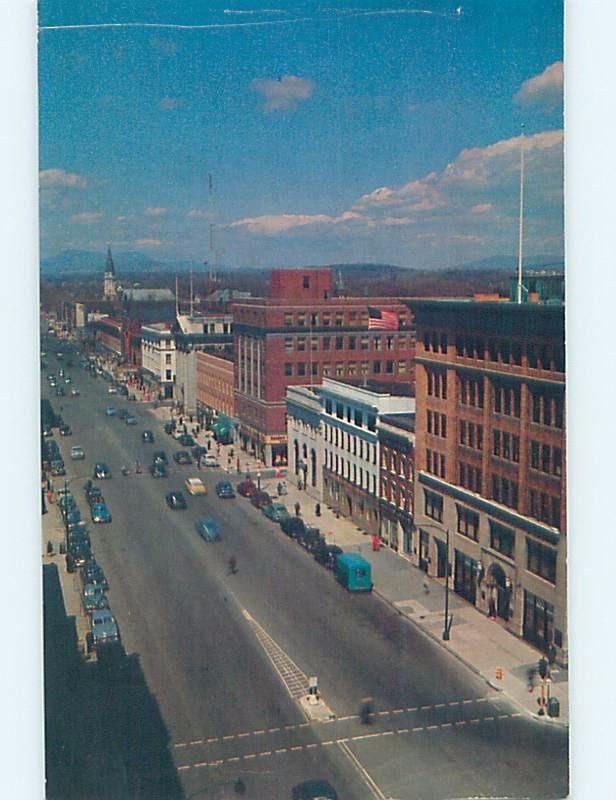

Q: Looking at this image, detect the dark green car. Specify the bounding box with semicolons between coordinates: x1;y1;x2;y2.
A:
262;502;290;523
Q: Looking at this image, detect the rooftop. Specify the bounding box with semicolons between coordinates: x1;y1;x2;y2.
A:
380;412;416;433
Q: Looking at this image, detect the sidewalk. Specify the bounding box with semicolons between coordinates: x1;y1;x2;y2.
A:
145;409;568;726
41;500;95;661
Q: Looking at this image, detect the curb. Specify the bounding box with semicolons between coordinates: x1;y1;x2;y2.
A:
372;588;568;728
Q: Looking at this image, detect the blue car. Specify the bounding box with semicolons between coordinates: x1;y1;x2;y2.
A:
91;502;112;524
215;481;236;499
105;406;117;416
195;517;221;542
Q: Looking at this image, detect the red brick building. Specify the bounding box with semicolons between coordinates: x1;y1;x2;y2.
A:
196;350;235;421
232;269;416;465
378;413;415;554
405;298;567;663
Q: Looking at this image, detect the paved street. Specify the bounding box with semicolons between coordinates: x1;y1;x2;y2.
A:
43;345;568;799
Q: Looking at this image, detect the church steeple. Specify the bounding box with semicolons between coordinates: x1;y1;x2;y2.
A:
103;245;118;300
105;245;115;276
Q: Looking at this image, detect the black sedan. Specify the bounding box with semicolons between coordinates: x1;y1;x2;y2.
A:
173;450;193;465
165;491;187;510
93;462;112;480
150;461;167;478
142;430;154;443
215;480;236;499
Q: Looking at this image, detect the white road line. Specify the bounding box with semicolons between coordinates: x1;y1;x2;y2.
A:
338;740;388;800
243;753;256;760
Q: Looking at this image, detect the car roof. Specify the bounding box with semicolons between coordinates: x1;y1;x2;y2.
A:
187;477;203;485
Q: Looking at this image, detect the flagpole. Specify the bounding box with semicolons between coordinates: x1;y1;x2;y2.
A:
516;123;525;304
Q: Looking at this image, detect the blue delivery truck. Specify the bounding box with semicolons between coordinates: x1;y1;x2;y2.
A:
334;553;373;593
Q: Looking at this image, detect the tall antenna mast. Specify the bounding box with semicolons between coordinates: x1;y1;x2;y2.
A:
516;123;525;304
175;275;179;317
208;173;217;291
189;267;194;316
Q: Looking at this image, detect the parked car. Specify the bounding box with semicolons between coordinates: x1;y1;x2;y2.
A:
55;386;65;397
165;491;187;510
142;430;154;443
80;560;109;590
64;507;82;526
107;385;118;394
82;584;110;615
292;780;338;800
192;445;207;460
70;445;85;460
150;461;167;479
125;415;138;425
237;479;256;498
178;434;195;447
215;480;235;499
314;544;343;569
67;525;91;549
91;502;112;523
195;516;221;542
262;502;290;523
66;542;92;573
280;516;306;539
105;406;117;416
185;477;206;495
203;454;219;467
163;421;175;434
85;485;103;505
117;408;129;420
93;463;111;479
59;424;72;436
300;526;325;554
50;459;66;476
70;387;80;397
173;450;193;465
172;427;186;440
152;450;168;464
251;490;271;510
89;609;121;657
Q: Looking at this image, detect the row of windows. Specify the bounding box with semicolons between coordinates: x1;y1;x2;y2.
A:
284;333;410;352
427;411;447;438
454;336;564;373
283;359;412;379
426;449;445;479
427;369;447;399
528;489;561;529
381;450;412;479
460;421;483;451
491;475;519;510
325;450;378;494
493;383;521;417
530;442;563;476
459;462;481;493
457;506;479;540
324;424;378;463
380;478;411;511
532;393;564;429
324;400;377;431
283;310;409;328
423;331;448;354
493;430;520;462
460;376;484;408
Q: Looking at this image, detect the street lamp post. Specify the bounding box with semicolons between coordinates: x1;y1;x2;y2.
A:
418;521;453;641
257;471;262;491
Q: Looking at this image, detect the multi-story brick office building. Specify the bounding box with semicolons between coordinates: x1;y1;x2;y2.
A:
232;268;416;466
404;298;566;664
196;350;235;424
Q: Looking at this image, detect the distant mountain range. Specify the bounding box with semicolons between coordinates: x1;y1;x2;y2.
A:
40;250;564;277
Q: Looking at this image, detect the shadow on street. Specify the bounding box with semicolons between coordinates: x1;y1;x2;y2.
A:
43;563;184;799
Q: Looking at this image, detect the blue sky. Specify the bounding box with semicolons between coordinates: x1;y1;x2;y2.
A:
39;0;563;268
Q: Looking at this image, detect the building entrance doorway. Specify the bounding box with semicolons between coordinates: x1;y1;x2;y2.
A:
487;563;511;620
419;530;430;572
435;538;447;578
454;550;477;605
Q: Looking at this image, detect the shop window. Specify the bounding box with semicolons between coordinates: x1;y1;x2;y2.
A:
457;505;479;541
527;538;557;583
489;521;515;559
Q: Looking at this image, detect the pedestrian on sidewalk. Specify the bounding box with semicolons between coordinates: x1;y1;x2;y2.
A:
423;573;430;594
372;534;380;552
294;501;301;517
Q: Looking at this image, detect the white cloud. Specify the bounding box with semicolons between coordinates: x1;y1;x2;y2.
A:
135;238;162;247
251;75;315;112
188;209;212;219
230;210;366;236
40;168;87;189
514;61;563;109
470;203;493;214
144;207;167;216
158;97;183;111
68;212;102;224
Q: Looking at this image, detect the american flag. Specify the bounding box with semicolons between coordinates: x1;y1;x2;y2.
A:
367;306;399;331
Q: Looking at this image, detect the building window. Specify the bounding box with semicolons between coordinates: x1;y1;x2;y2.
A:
311;362;318;376
297;337;306;352
398;360;407;374
491;475;519;510
323;336;330;351
311;337;318;351
367;414;376;432
336;402;344;420
386;360;394;374
284;337;294;352
322;313;331;327
297;314;306;327
303;275;310;288
165;353;172;364
324;398;333;415
456;505;479;541
459;376;484;408
424;490;443;522
284;363;293;376
527;539;557;584
348;336;356;350
335;312;344;327
373;360;381;374
374;336;382;351
489;521;515;559
322;363;331;377
361;336;370;351
427;369;447;399
335;362;344;377
284;313;293;326
348;362;357;376
354;409;363;427
335;336;344;350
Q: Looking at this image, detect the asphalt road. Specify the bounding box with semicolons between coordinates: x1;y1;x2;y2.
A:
43;343;568;800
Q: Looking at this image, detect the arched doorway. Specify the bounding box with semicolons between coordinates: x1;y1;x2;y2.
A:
487;563;511;620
